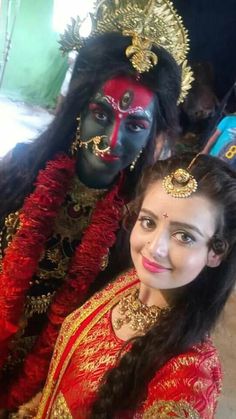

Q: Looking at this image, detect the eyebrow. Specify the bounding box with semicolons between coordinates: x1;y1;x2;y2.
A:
91;99;113;114
92;98;152;121
139;208;205;237
127;113;152;122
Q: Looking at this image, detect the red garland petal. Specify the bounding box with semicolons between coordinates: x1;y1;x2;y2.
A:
0;319;18;343
0;154;75;371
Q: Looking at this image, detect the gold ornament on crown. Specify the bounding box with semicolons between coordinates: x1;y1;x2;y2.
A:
59;0;194;103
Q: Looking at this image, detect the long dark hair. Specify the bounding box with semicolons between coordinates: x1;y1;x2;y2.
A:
0;32;181;220
91;154;236;418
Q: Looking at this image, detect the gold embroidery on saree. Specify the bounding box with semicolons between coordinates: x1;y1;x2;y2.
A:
36;270;138;418
143;400;200;418
51;392;73;418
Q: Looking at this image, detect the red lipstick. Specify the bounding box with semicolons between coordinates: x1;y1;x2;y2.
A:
142;256;170;273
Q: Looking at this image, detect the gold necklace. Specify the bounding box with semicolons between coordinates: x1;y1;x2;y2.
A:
113;289;171;334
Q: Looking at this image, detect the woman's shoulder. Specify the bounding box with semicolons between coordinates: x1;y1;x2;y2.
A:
139;339;222;419
149;338;222;393
165;338;221;377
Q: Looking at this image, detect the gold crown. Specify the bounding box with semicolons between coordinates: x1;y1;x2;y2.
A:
60;0;194;103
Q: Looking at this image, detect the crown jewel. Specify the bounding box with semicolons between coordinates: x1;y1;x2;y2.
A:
60;0;194;103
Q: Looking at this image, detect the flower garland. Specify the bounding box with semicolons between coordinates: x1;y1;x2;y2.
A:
0;154;126;409
0;154;75;368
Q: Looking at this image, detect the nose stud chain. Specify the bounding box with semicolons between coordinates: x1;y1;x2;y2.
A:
70;116;111;157
79;135;111;157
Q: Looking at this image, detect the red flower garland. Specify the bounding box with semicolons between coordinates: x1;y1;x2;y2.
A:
0;154;75;367
0;155;125;409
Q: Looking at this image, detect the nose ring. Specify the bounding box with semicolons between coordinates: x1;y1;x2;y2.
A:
71;116;111;157
78;135;111;156
92;136;111;156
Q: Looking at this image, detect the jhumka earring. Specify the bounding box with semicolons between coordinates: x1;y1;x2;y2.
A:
70;116;111;157
162;154;199;198
130;149;143;171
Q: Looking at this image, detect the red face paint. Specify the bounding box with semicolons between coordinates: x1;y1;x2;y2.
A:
100;76;154;148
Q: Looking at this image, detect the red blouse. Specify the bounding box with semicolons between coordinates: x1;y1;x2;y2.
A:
36;269;222;418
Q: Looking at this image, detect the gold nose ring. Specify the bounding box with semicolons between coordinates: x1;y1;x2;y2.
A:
92;136;111;156
78;135;111;156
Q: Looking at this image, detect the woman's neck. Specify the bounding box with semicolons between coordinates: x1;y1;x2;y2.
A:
138;282;176;308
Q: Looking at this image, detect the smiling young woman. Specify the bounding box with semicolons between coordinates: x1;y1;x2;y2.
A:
34;154;236;419
130;180;221;298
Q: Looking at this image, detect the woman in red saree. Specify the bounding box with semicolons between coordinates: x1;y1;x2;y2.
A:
35;154;236;418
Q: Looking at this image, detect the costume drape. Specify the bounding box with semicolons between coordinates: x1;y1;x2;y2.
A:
0;153;125;408
37;269;222;419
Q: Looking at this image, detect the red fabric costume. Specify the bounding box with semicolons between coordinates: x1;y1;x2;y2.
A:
36;269;222;419
0;154;125;408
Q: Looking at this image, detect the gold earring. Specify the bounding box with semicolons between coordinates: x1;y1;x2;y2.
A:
70;116;82;157
130;149;143;171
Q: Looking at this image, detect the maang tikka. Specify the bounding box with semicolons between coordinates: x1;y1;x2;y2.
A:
70;116;111;157
162;154;199;198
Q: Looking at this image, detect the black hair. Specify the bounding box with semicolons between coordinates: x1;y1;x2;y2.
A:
0;32;181;220
91;154;236;418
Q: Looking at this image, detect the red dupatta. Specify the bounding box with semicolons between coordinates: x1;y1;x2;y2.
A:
36;269;139;418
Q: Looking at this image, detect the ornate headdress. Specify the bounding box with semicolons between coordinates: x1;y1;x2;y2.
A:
60;0;194;103
162;155;199;198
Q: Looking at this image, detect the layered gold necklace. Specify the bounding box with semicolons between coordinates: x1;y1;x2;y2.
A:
113;289;171;335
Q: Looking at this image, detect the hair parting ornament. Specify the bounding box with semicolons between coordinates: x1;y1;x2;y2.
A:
59;0;194;104
162;154;199;198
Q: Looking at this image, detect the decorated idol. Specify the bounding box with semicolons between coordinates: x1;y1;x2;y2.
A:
0;0;193;411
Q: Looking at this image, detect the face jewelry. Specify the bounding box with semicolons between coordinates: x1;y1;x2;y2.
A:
162;155;199;198
78;135;111;157
162;213;168;218
113;289;171;334
130;149;143;171
70;116;111;157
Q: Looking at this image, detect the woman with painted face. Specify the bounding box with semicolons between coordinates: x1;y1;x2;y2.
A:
35;153;236;418
0;0;193;412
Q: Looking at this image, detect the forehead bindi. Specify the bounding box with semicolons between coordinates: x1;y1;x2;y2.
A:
100;76;154;117
143;182;217;237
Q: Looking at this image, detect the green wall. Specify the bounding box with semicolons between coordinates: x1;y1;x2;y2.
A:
0;0;67;107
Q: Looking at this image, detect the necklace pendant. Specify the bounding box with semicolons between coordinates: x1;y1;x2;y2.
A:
113;318;123;330
114;288;171;335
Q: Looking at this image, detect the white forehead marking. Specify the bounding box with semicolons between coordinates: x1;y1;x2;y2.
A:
103;95;151;119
